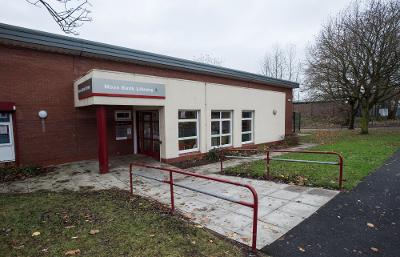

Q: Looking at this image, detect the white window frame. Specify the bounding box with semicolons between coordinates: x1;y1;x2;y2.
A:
211;110;233;148
0;113;13;146
241;111;254;144
178;110;200;154
114;110;132;121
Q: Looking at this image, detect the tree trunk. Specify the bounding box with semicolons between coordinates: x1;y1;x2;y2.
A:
388;99;398;120
348;112;355;129
347;103;357;130
360;104;370;134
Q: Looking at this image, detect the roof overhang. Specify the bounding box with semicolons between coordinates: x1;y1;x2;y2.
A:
0;102;16;112
0;23;300;90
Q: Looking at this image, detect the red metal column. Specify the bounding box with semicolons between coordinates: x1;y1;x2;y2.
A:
96;105;109;174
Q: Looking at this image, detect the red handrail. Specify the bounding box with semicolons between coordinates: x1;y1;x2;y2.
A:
220;149;344;191
129;162;259;252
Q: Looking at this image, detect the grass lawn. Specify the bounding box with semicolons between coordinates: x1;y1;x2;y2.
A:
223;129;400;190
0;190;251;257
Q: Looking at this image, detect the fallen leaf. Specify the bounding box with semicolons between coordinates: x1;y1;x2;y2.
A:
65;225;75;229
71;236;78;239
65;249;81;256
209;239;213;243
370;247;379;252
191;241;196;245
367;223;375;228
149;234;155;237
298;246;305;252
89;229;99;235
32;231;40;237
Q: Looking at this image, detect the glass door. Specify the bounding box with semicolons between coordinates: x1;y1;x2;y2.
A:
0;112;15;162
137;111;160;159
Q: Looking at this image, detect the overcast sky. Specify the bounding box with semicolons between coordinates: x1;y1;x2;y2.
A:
0;0;352;77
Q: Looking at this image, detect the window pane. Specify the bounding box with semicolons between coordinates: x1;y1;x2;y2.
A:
211;121;220;135
221;135;230;145
0;113;10;122
179;122;197;138
242;133;252;142
211;111;220;119
242;120;252;132
116;126;128;139
179;138;197;151
242;111;252;118
143;114;151;121
179;110;197;119
0;125;10;144
221;111;231;118
143;122;151;137
211;137;220;146
222;120;230;134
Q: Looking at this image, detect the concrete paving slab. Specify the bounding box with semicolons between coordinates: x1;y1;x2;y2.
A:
278;201;319;219
293;192;333;207
268;188;306;201
261;210;304;229
241;221;288;249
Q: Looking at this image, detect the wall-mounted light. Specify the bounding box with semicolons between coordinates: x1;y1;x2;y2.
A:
38;110;48;132
273;109;278;115
38;110;48;119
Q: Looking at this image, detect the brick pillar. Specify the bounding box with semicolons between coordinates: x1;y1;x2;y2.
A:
96;105;109;173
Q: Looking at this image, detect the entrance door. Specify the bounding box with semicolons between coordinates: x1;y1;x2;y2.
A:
137;111;160;159
0;112;15;162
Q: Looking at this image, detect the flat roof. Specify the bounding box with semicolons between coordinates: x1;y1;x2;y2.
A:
0;23;299;89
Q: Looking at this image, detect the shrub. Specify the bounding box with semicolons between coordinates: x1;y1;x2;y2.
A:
206;148;221;161
283;135;300;146
0;165;47;182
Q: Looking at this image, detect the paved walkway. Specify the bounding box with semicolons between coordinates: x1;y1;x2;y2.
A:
263;150;400;256
1;153;337;249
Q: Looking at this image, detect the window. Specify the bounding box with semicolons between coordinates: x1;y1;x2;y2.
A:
211;111;232;147
116;125;132;140
178;110;199;153
242;111;254;143
0;113;11;144
115;110;132;121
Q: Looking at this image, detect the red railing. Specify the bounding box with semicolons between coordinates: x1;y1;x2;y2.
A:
129;163;259;251
220;149;344;191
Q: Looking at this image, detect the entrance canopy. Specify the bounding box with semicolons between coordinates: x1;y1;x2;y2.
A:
73;70;166;174
74;69;166;108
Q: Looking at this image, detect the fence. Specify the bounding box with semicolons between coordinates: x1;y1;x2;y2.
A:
129;162;260;251
220;149;344;191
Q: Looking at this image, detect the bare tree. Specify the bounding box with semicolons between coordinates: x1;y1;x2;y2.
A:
27;0;92;35
193;54;223;66
260;44;302;82
305;0;400;134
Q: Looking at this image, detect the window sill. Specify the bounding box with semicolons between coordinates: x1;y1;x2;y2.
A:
179;150;201;157
242;141;254;145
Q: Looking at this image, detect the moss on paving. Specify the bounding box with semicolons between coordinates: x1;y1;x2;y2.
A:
223;129;400;190
0;190;248;257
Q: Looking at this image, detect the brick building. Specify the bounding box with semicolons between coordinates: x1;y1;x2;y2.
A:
0;23;298;173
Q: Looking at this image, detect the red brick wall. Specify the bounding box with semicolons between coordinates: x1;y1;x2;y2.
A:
0;44;293;166
294;101;346;118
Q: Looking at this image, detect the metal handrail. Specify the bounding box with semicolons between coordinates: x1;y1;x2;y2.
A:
219;148;344;191
129;162;259;251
